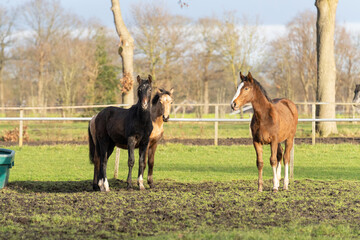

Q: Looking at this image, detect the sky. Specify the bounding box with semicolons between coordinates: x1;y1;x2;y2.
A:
3;0;360;29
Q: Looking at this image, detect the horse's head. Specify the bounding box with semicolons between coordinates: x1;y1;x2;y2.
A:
353;84;360;106
152;88;174;122
231;72;255;111
137;75;152;110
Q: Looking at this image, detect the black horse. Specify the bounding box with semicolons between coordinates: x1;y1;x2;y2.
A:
88;75;153;191
353;84;360;105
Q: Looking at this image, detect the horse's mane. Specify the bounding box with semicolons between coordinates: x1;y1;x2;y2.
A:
253;78;272;103
152;89;171;105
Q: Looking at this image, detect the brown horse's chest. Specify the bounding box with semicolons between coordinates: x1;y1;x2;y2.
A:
251;121;274;145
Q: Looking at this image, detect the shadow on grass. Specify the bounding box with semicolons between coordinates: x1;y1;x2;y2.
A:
6;178;129;193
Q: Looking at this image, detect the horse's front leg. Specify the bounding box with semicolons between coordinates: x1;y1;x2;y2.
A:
270;141;279;192
147;143;158;188
137;142;148;190
127;137;136;190
253;141;263;192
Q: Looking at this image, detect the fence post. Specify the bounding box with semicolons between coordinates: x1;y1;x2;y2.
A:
352;106;356;124
214;105;219;146
114;147;120;179
290;138;295;179
312;103;316;145
19;109;24;147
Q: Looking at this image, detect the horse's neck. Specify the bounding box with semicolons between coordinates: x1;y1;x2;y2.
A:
151;104;164;127
136;102;151;122
251;89;272;121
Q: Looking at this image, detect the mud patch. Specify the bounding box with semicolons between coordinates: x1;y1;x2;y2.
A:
1;179;360;239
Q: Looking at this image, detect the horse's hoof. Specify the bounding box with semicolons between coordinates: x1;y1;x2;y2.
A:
283;186;288;191
149;183;155;189
273;188;278;193
139;185;146;191
258;188;263;192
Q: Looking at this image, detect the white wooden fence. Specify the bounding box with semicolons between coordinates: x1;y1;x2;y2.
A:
0;102;359;179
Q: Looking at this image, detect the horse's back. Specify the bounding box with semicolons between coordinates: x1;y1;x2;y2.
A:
273;98;298;120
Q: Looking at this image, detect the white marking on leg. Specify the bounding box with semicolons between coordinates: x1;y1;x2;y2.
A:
276;162;281;181
272;166;279;191
231;82;244;104
98;178;106;192
138;174;145;190
284;164;289;190
104;178;110;192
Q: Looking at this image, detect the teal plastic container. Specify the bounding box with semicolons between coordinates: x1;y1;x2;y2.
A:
0;148;15;189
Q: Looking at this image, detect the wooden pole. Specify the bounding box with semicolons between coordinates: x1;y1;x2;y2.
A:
114;147;120;179
19;109;24;147
290;138;295;179
214;105;219;146
312;103;316;145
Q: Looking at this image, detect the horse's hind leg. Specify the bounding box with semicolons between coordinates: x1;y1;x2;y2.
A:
93;152;101;191
98;140;111;192
276;143;283;183
283;138;294;190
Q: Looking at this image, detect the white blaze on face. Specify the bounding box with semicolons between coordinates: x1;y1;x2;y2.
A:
231;82;244;104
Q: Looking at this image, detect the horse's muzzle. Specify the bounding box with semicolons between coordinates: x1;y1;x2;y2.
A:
231;102;237;111
142;99;148;110
163;115;169;122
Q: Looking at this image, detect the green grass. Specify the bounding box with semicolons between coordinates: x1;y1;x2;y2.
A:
8;143;360;182
1;144;360;239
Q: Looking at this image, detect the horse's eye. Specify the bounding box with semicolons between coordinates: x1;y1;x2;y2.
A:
245;87;249;90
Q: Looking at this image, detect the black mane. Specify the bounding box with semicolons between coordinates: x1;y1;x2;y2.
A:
253;78;272;103
152;89;171;105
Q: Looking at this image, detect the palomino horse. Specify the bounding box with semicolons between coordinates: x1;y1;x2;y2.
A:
146;88;174;188
231;72;298;192
88;75;153;191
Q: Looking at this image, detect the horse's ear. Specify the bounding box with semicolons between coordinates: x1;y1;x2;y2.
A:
148;75;152;84
137;75;141;84
239;72;245;82
169;88;174;95
247;72;253;83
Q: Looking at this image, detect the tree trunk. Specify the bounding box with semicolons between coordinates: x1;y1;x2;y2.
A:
315;0;338;136
203;77;209;114
111;0;134;106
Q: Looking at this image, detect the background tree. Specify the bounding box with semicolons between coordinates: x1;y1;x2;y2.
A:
111;0;134;106
0;6;14;111
315;0;339;136
92;32;121;104
217;13;264;88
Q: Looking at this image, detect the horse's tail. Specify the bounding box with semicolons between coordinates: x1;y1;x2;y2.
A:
88;122;95;164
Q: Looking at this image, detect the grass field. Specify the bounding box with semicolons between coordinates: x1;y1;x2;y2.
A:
1;143;360;239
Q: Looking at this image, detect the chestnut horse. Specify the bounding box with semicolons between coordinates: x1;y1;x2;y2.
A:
231;72;298;192
88;75;153;191
89;87;174;190
146;88;174;188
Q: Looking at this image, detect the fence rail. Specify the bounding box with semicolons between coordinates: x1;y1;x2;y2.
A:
0;102;359;147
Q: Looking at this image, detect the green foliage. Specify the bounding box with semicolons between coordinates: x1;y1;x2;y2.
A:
93;33;120;105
